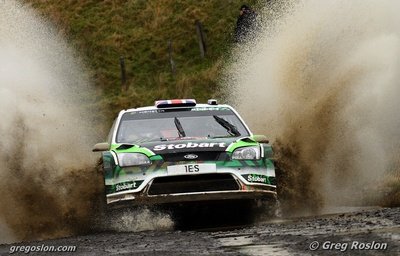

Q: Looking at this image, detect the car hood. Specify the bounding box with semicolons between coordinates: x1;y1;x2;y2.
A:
112;136;260;155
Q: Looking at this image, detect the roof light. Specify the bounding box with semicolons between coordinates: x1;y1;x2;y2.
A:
207;99;218;105
155;99;197;108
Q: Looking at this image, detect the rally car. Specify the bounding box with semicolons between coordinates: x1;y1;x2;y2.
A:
93;99;278;216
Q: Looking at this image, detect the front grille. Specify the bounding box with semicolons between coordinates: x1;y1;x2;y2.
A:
160;152;228;162
148;174;239;195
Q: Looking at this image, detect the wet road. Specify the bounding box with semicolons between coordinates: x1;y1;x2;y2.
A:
1;207;399;255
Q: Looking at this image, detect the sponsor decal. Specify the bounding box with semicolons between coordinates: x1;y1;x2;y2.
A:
114;180;143;192
245;174;269;184
191;107;229;111
136;110;161;114
153;142;226;151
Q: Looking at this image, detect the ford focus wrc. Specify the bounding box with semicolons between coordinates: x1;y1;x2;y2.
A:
93;99;278;214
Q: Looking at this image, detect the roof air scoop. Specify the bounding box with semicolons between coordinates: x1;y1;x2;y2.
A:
207;99;218;105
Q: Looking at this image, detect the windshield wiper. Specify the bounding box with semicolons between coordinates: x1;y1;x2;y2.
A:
213;115;241;137
208;135;237;139
134;137;168;143
174;117;186;137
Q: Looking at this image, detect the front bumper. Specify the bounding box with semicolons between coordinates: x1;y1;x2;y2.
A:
105;161;277;208
107;185;277;209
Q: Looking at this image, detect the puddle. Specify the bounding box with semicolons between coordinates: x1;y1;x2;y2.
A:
238;244;293;256
217;235;295;256
218;235;255;247
320;206;380;215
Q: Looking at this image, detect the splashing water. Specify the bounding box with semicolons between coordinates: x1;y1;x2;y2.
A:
0;0;103;242
226;0;400;214
106;208;174;232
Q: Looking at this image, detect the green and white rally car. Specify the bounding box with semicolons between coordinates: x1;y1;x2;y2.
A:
93;99;278;212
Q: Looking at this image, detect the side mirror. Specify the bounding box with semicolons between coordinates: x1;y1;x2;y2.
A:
252;135;269;144
92;142;110;152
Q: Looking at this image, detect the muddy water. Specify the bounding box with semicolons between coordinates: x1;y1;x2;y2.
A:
217;235;291;256
0;0;178;243
225;0;400;214
0;0;102;242
1;207;398;255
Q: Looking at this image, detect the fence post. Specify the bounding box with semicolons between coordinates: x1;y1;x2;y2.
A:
168;40;176;76
119;56;128;92
195;20;206;58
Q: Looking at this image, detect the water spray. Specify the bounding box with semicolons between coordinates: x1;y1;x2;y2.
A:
226;0;400;214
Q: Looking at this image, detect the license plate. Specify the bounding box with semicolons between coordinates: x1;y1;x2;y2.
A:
167;163;216;175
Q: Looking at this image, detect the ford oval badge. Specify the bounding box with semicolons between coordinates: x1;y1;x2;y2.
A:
184;154;198;160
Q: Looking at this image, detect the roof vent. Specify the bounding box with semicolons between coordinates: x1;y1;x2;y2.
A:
207;99;218;105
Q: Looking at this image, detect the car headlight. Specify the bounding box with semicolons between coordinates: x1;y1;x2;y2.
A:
232;146;261;160
117;153;151;167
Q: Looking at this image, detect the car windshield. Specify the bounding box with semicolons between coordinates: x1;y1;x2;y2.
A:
116;107;250;143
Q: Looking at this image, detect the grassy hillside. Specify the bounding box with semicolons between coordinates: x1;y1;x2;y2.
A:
24;0;260;120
